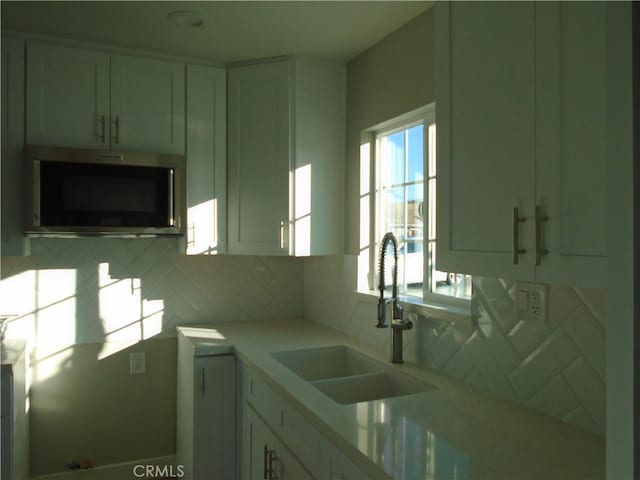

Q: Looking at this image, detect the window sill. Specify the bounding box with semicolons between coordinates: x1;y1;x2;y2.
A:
354;289;475;326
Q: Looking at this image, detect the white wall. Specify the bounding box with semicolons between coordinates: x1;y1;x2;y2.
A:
0;237;304;476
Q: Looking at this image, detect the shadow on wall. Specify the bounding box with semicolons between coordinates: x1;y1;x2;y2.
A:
414;277;606;436
0;237;304;476
302;255;607;437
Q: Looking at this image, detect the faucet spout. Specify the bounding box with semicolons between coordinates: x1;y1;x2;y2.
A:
376;232;412;362
376;232;401;328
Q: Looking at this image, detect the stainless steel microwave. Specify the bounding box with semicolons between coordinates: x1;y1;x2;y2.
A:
24;145;186;236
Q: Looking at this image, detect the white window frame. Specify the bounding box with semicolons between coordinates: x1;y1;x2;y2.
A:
359;103;471;312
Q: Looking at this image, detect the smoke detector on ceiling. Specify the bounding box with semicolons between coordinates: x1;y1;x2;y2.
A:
168;11;204;28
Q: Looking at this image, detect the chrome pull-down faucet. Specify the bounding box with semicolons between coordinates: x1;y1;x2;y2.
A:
376;232;413;363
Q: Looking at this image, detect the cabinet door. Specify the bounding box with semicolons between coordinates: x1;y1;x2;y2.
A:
535;2;607;288
246;406;313;480
228;61;291;255
110;55;185;154
26;42;109;149
436;2;536;279
247;406;272;480
1;37;27;256
185;64;227;255
328;441;370;480
194;355;236;480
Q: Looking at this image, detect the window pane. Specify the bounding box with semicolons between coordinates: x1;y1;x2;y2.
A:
381;186;405;234
407;125;424;183
380;131;405;187
428;124;436;177
428;178;436;241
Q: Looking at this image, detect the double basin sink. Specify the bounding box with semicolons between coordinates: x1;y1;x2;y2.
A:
272;345;435;405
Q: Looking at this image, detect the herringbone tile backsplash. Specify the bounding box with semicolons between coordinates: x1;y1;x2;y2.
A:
1;237;304;346
303;255;606;436
1;241;606;436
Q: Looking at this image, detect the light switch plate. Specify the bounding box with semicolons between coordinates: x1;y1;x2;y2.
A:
130;352;146;375
515;282;548;323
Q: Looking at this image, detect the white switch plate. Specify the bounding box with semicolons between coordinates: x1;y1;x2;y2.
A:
515;282;548;323
130;352;146;375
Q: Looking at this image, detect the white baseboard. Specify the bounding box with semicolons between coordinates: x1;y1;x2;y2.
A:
30;455;178;480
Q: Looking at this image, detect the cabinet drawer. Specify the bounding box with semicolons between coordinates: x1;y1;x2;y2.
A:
246;368;321;475
280;399;321;476
328;441;371;480
246;368;282;429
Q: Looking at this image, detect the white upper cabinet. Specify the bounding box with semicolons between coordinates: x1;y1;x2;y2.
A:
185;64;227;255
228;60;290;255
110;55;185;154
436;1;608;288
227;57;345;256
534;2;607;286
26;43;109;150
26;42;185;154
1;37;28;256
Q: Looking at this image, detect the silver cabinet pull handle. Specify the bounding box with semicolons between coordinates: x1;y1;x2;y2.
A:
279;221;286;249
512;206;526;264
263;445;269;480
168;169;175;227
200;367;205;396
535;205;549;266
99;115;106;144
268;449;279;480
113;115;120;144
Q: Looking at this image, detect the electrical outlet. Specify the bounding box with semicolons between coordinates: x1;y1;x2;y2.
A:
515;282;548;322
130;352;146;375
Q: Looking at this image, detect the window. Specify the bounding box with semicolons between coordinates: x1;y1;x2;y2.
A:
359;105;471;306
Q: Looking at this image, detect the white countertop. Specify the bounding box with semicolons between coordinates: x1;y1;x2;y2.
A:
178;319;604;480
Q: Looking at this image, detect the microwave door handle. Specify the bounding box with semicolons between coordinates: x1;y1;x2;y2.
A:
168;169;175;227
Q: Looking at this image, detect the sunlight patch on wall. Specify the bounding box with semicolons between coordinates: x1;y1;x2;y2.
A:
0;270;36;342
32;345;74;385
358;140;372;291
35;269;76;347
294;164;312;256
187;198;219;255
97;263;163;355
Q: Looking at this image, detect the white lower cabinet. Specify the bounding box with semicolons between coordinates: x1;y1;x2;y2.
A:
0;343;28;480
324;442;369;480
176;337;236;480
246;406;313;480
241;363;374;480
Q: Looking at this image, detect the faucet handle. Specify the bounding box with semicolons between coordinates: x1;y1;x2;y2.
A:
393;302;404;321
376;298;391;328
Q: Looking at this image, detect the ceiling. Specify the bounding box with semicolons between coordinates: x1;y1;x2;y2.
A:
1;1;432;64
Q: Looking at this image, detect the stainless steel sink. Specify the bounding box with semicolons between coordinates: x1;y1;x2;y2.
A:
272;345;434;404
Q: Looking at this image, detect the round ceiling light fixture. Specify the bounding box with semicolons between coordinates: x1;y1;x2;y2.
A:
168;10;204;28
